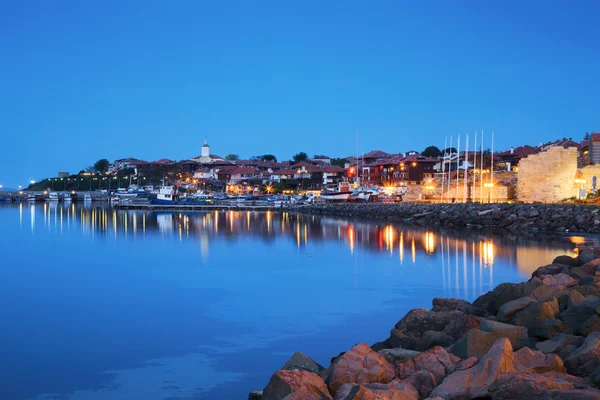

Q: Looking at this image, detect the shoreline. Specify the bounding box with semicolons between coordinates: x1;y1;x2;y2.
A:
250;243;600;399
295;202;600;233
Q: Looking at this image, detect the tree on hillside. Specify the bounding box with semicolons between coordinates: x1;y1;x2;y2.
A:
422;146;442;158
442;147;457;154
262;154;277;162
225;154;239;161
93;159;110;173
331;158;348;168
293;152;308;163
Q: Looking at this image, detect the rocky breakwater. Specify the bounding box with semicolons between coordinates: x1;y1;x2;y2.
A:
249;246;600;399
298;203;600;232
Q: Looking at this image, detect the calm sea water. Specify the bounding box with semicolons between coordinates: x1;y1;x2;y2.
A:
0;203;584;399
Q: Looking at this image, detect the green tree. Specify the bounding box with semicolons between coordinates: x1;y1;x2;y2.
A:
293;152;308;163
331;158;348;168
422;146;442;158
93;159;110;173
584;132;591;141
225;154;239;161
442;147;457;154
262;154;277;162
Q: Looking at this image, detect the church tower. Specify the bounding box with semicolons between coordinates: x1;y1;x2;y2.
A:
202;138;210;158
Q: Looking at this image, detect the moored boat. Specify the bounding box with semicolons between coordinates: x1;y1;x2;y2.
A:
321;182;352;202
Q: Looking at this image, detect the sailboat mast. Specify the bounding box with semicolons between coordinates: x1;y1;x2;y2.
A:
441;136;447;203
480;130;484;203
356;129;359;186
456;134;460;202
473;131;477;203
448;136;453;195
491;131;494;203
464;134;468;203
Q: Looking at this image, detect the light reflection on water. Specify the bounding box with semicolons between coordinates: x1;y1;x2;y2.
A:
0;203;586;400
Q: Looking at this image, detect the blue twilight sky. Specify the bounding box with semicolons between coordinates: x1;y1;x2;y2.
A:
0;0;598;188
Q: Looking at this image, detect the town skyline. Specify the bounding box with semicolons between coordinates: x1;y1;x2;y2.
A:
2;1;598;188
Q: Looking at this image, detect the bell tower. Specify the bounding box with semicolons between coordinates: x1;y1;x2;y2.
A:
202;137;210;158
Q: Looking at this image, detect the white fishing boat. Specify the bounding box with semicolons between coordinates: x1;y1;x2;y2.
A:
84;193;93;202
27;193;37;202
320;182;352;202
46;192;59;202
62;193;72;202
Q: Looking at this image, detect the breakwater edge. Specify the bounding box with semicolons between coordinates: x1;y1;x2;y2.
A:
297;203;600;233
249;243;600;399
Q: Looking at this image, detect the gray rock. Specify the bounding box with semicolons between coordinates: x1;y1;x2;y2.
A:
513;298;560;338
535;333;586;360
497;297;537;322
248;390;263;399
281;351;325;374
480;319;529;349
564;331;600;378
552;255;580;267
449;328;499;359
377;348;420;364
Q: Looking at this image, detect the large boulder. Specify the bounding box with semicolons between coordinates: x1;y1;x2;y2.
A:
579;314;600;336
487;372;575;400
532;264;571;279
564;332;600;378
473;280;542;315
282;352;325;374
402;370;437;399
535;333;586;360
431;298;485;316
512;346;566;373
513;298;560;338
559;298;600;334
543;388;600;400
431;338;518;399
552;255;581;267
333;380;419;400
449;328;499;359
262;370;332;400
396;346;456;382
497;297;537;322
325;343;396;395
542;273;578;289
377;348;420;365
480;319;529;349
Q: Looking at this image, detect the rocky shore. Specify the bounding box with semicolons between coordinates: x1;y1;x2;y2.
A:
249;245;600;399
296;203;600;233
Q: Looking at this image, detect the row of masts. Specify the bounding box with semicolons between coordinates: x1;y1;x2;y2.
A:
440;130;495;203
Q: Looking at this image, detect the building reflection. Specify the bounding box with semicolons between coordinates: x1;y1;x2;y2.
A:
11;203;581;289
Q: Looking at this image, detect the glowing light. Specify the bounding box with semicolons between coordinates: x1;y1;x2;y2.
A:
482;240;495;266
424;232;435;254
348;225;355;254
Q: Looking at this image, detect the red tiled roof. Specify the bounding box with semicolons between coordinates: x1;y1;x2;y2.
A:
399;154;438;163
496;145;538;157
362;150;390;159
590;132;600;142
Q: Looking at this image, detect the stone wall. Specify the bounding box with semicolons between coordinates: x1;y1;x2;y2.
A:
579;165;600;193
517;147;578;203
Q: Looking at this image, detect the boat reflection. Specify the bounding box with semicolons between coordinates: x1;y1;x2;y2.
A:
10;203;584;283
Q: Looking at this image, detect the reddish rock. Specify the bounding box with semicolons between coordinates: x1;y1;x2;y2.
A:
396;346;455;382
402;370;437;399
377;348;420;365
512;346;566;373
262;370;332;400
333;380;419;400
568;291;587;308
456;357;478;370
430;338;518;399
535;333;586;360
325;343;395;395
442;312;481;340
487;372;574;399
532;264;571;279
542;273;578;288
564;331;600;378
431;297;485;316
